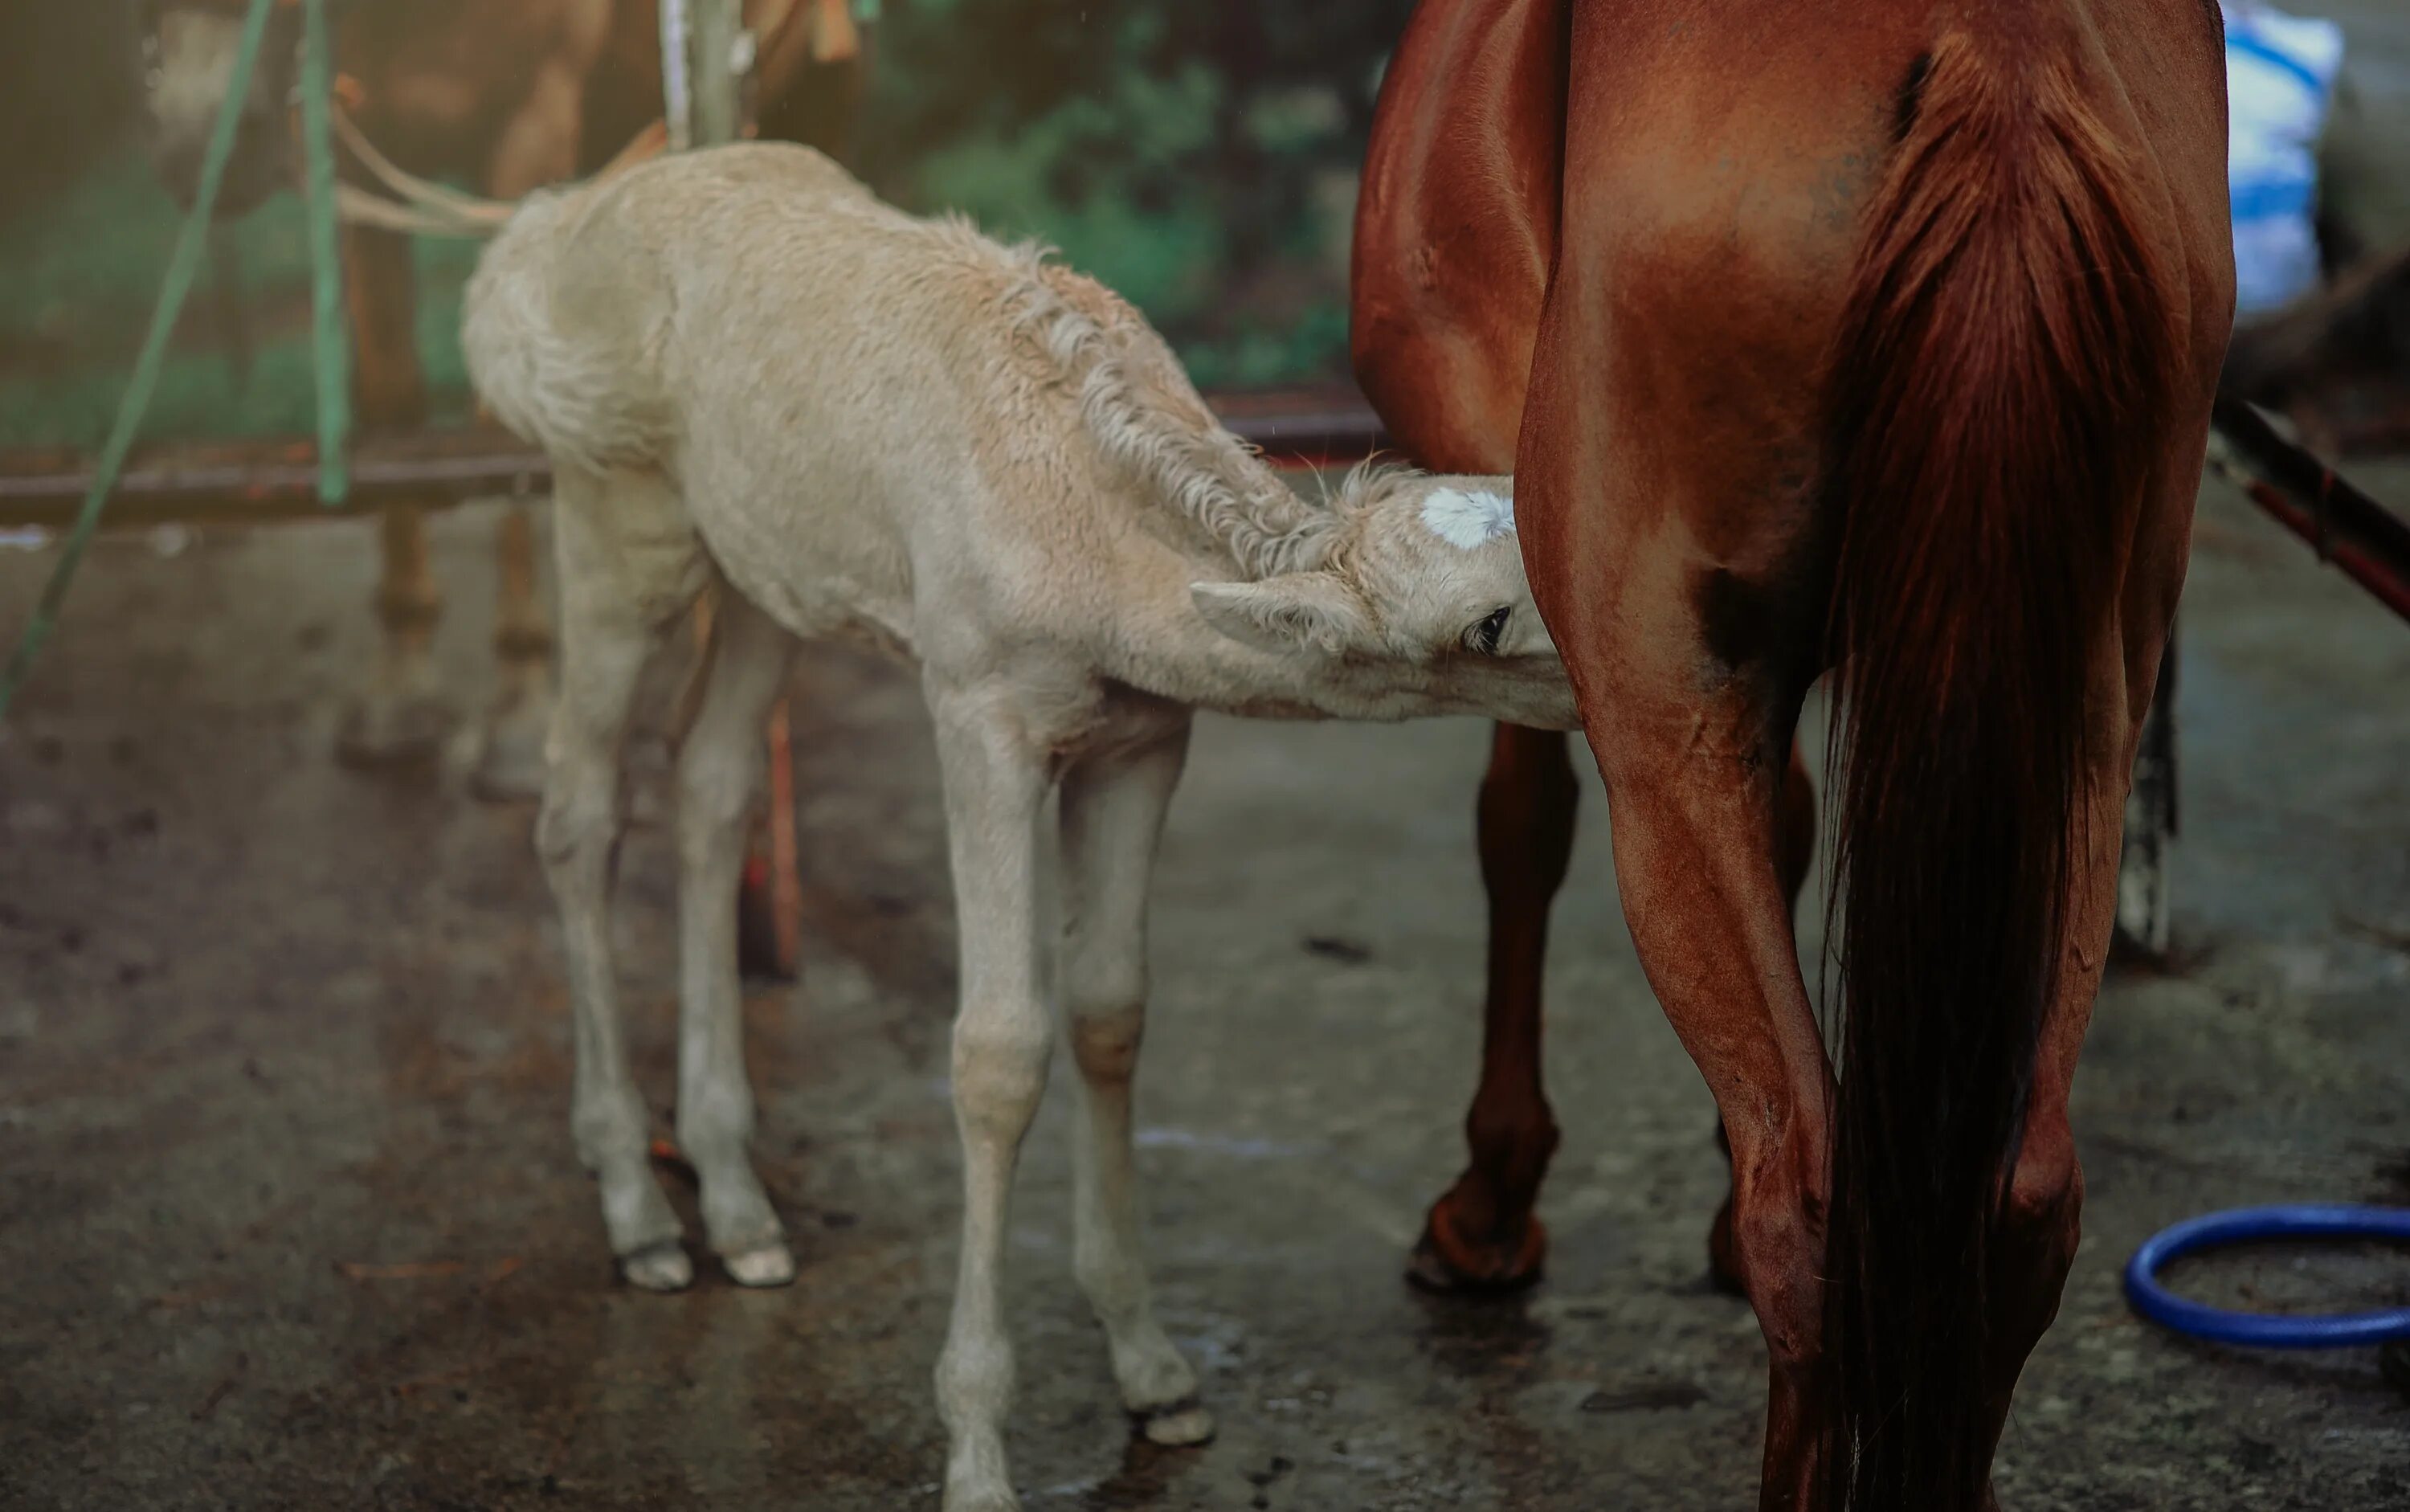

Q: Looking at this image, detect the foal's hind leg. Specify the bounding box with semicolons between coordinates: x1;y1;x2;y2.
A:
540;468;698;1291
1058;725;1212;1446
670;590;800;1286
1411;722;1576;1293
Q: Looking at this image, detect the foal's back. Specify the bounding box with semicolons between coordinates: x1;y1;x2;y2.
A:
502;145;1131;647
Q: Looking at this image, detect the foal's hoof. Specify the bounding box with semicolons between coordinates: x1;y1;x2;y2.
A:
721;1241;797;1289
335;692;452;769
1406;1202;1546;1295
468;709;549;803
619;1240;695;1293
1134;1397;1216;1448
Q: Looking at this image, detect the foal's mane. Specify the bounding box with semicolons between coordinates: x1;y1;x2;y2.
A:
950;219;1344;579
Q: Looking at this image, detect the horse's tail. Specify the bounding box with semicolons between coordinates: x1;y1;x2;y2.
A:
462;178;673;475
1815;29;2175;1510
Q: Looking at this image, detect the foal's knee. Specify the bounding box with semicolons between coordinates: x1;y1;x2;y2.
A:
1063;954;1146;1085
952;1010;1052;1140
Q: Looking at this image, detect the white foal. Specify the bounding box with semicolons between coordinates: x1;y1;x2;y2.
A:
464;141;1577;1512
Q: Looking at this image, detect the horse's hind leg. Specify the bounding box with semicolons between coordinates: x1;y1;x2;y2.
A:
1975;625;2176;1495
669;587;799;1286
1709;736;1818;1295
1411;722;1576;1293
335;224;451;767
1058;723;1212;1445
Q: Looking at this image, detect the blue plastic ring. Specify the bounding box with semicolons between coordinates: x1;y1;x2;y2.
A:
2123;1203;2410;1349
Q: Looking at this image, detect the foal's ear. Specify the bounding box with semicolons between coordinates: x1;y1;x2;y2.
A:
1191;574;1372;656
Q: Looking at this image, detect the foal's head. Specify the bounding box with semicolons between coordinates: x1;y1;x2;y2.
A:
1191;468;1576;727
136;0;304;217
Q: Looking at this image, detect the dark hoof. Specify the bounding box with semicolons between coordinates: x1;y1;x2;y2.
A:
1405;1203;1546;1295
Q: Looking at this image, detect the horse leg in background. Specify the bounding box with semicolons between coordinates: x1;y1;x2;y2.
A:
335;222;451;766
928;683;1056;1512
1410;722;1576;1291
472;53;598;800
1057;723;1214;1445
1346;0;1577;1296
1707;736;1818;1296
668;588;801;1287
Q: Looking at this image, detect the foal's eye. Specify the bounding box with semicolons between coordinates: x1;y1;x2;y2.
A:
1463;607;1512;656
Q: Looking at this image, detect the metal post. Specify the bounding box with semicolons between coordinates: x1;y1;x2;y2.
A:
660;0;693;151
689;0;749;149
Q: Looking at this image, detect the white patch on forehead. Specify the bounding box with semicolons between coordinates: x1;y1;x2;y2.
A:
1419;487;1517;550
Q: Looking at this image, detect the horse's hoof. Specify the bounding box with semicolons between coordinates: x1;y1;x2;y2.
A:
620;1240;694;1293
1405;1203;1546;1295
1134;1397;1215;1447
721;1241;797;1288
334;692;452;769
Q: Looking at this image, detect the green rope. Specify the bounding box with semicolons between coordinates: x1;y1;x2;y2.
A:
300;0;351;505
0;0;280;719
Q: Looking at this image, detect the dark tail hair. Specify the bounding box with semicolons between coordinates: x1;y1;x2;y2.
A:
1816;29;2175;1510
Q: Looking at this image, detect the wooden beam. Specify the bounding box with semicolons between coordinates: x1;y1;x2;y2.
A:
0;396;1393;531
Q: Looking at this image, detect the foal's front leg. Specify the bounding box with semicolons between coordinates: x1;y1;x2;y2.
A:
928;689;1055;1512
1058;729;1212;1446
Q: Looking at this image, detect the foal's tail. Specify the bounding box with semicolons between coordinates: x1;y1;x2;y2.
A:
1815;30;2176;1511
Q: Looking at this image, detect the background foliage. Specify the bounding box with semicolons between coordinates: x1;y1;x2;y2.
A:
0;0;1415;448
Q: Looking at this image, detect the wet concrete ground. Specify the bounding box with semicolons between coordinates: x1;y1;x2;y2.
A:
2;460;2408;1511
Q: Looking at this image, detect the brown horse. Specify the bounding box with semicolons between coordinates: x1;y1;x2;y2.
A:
137;0;864;794
1355;3;2234;1510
